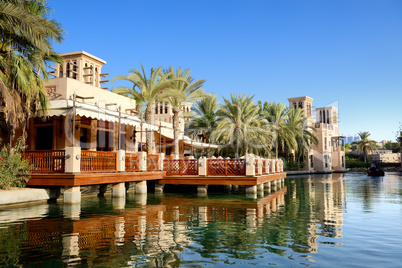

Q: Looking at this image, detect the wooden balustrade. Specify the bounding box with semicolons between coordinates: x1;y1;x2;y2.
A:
262;159;267;174
164;159;199;176
147;154;159;171
22;150;65;173
125;153;140;172
81;151;117;173
255;160;259;174
207;159;246;176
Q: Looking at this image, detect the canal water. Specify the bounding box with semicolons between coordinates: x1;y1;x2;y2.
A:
0;172;401;267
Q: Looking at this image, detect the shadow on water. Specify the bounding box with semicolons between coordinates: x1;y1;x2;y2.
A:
0;171;402;267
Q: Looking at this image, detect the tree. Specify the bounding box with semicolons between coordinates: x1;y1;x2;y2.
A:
287;107;318;163
211;93;269;157
162;66;208;156
261;102;296;158
352;131;378;162
187;94;219;142
0;0;64;143
112;64;182;153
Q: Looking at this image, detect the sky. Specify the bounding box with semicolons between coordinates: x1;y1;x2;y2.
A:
46;0;402;142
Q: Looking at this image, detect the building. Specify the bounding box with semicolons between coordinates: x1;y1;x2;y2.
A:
368;150;401;163
288;96;345;172
21;51;215;156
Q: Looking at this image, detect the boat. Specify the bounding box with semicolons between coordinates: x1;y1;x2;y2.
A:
367;169;385;176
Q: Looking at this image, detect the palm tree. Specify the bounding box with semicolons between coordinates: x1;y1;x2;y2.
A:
162;67;208;156
187;94;219;142
262;102;296;158
211;93;269;157
0;0;64;143
287;107;318;163
186;94;219;156
112;64;182;153
352;131;378;162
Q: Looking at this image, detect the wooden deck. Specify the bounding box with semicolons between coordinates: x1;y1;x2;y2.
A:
27;171;166;187
158;172;286;186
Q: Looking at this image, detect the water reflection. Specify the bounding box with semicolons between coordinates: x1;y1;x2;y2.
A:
1;172;402;267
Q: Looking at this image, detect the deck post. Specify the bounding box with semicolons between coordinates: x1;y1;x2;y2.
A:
139;151;147;172
245;154;255;176
158;153;165;171
155;183;164;193
264;181;271;192
197;185;208;194
257;157;263;176
135;180;147;194
117;150;125;173
257;183;264;196
64;186;81;204
198;157;207;176
245;185;257;194
112;182;126;197
265;159;270;174
65;146;81;174
271;160;276;173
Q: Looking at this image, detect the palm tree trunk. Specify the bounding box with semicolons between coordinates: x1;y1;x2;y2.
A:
145;103;155;153
172;108;180;156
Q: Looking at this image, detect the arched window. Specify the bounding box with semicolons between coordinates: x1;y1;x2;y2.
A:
160;102;163;114
72;61;77;79
293;103;297;109
66;62;70;78
298;101;302;108
326;110;329;124
165;102;168;114
155;104;158;114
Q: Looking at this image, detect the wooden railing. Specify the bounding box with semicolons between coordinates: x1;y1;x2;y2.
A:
164;159;199;176
81;151;117;173
125;153;140;172
22;150;65;173
262;160;267;174
255;161;259;174
147;154;159;171
207;159;246;176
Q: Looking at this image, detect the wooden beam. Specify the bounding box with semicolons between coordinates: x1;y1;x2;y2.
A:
83;74;93;77
101;87;109;90
100;73;109;77
49;66;57;70
83;66;93;70
100;80;109;84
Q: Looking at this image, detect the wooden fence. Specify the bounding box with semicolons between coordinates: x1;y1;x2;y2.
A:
22;150;65;173
163;159;199;176
81;151;117;173
147;154;159;171
207;159;246;176
125;153;140;172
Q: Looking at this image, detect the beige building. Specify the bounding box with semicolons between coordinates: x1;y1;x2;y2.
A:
288;96;345;172
25;51;215;155
368;150;401;163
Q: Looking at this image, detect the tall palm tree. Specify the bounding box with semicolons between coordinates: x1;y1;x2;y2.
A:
112;64;182;153
187;94;219;143
287;107;318;163
262;102;296;158
352;131;378;162
162;66;208;156
211;93;269;157
0;0;64;143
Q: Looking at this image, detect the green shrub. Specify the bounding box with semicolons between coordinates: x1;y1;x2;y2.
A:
0;137;32;190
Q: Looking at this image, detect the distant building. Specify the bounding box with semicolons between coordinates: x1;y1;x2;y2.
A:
288;96;346;171
342;134;361;144
368;150;400;163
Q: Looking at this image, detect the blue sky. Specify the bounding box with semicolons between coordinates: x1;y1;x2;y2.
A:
47;0;402;142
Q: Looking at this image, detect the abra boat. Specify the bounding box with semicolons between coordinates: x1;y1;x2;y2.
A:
367;169;385;176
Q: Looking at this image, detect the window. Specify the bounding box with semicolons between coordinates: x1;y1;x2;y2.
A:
310;155;314;168
160;102;163;114
165;102;168;113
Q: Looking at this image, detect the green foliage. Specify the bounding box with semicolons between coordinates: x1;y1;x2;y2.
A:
0;137;32;189
345;159;370;169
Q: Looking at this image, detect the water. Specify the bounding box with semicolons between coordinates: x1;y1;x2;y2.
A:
0;172;402;267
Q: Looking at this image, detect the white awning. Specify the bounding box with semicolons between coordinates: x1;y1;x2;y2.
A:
182;136;219;149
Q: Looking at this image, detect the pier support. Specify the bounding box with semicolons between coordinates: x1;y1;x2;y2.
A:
112;182;126;198
135;181;147;194
64;186;81;204
257;184;264;196
98;184;108;197
245;185;257;194
197;185;208;194
155;183;165;193
264;181;271;192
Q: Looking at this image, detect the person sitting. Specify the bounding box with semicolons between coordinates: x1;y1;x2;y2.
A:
370;162;376;173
